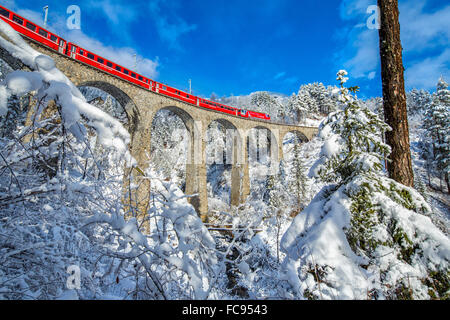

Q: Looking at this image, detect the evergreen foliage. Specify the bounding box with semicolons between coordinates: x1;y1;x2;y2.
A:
281;71;450;300
422;77;450;192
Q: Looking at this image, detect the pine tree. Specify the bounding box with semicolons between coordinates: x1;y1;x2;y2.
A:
407;89;432;115
424;77;450;193
0;93;28;138
281;70;450;300
250;91;282;120
289;140;308;212
296;89;314;120
312;70;391;184
285;93;298;122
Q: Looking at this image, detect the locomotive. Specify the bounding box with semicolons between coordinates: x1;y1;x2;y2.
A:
0;5;271;121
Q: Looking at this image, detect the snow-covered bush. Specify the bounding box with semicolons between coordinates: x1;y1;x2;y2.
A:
280;70;450;300
86;168;219;299
0;19;220;300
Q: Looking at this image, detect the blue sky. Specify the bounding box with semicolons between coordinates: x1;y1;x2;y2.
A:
1;0;449;99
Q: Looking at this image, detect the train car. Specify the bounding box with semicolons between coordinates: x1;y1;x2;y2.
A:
198;99;238;116
67;43;151;90
238;109;249;118
0;5;66;54
247;110;270;120
155;83;198;105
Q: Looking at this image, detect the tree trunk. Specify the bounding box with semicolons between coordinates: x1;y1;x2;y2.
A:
445;172;450;195
377;0;414;187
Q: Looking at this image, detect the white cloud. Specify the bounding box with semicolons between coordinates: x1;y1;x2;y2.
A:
399;2;450;52
339;0;372;20
405;49;450;90
86;0;137;25
0;0;17;10
342;27;379;79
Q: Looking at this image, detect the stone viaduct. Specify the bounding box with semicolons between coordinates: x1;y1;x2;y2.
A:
0;37;318;219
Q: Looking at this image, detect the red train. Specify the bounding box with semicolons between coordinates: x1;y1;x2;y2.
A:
0;5;271;121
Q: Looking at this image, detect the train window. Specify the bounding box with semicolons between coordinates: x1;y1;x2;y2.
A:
12;15;23;25
123;69;129;75
87;53;95;60
38;29;48;37
0;8;10;17
138;76;143;81
162;86;167;90
187;94;189;98
50;34;57;42
79;49;84;55
115;65;121;72
59;39;64;45
106;61;113;67
26;22;36;31
97;57;104;64
131;73;136;78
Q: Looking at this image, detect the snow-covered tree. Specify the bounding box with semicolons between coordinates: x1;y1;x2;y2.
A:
150;110;187;185
297;85;319;117
250;91;284;120
280;70;450;300
310;71;391;184
0;19;222;300
407;88;432;116
288;140;308;212
423;77;450;193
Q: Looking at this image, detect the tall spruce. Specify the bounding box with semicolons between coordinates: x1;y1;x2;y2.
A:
289;139;308;211
424;77;450;193
377;0;414;187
